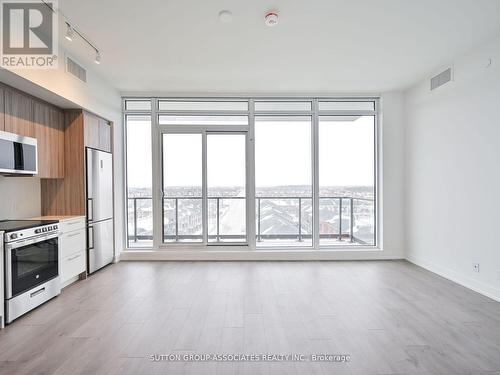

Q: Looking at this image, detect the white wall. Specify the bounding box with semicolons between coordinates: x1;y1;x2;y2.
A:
0;177;41;219
1;46;124;259
405;35;500;301
380;92;406;258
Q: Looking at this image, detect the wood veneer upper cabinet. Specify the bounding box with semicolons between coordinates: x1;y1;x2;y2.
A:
0;86;5;131
41;111;86;215
33;100;65;178
98;118;111;152
4;88;34;137
41;110;112;216
84;111;100;149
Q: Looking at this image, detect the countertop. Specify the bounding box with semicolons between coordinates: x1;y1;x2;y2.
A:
30;215;85;222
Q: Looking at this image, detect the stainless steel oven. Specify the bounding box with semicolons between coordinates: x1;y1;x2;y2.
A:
5;234;58;298
1;220;61;324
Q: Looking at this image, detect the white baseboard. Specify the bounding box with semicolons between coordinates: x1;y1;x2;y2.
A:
120;249;404;261
407;255;500;302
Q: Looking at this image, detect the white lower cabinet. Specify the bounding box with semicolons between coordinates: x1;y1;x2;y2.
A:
58;217;86;286
60;251;85;283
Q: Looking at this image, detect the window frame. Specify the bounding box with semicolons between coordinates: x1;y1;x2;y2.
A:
123;97;379;251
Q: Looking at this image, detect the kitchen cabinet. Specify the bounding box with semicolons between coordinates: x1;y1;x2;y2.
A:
84;111;100;149
4;88;34;137
41;110;113;216
83;111;111;152
58;216;86;286
98;118;111;152
33;100;65;178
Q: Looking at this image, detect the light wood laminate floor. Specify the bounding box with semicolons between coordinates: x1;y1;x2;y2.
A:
1;260;500;375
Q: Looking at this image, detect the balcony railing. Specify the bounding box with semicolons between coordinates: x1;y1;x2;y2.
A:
127;196;374;245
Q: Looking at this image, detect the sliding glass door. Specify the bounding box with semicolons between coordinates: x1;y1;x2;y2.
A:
161;130;248;245
207;133;247;243
162;133;203;243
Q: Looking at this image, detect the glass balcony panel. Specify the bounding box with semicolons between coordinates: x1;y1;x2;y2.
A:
127;197;153;247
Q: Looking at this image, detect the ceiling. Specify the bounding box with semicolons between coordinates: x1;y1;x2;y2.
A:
59;0;500;94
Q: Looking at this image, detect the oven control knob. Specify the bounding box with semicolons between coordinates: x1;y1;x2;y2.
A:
35;229;41;234
43;228;47;232
47;226;52;230
10;233;18;240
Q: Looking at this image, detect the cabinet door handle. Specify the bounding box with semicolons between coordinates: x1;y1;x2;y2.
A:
68;253;82;261
65;232;81;238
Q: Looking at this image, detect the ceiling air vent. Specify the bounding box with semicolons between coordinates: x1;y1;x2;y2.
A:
66;56;87;83
430;67;452;90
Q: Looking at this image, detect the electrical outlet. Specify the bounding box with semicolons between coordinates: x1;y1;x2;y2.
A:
473;263;480;273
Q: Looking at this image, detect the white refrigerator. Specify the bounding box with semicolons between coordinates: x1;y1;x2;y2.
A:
86;148;114;274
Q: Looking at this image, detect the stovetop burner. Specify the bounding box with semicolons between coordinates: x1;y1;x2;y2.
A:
0;220;59;233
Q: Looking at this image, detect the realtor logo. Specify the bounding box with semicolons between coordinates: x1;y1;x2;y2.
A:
1;0;58;68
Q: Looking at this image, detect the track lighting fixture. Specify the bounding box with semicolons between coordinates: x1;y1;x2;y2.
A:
65;23;74;41
94;51;101;64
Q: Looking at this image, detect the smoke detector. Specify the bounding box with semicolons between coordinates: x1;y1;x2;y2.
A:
265;12;279;27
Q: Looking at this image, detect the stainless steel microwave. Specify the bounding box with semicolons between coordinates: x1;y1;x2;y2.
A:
0;130;38;175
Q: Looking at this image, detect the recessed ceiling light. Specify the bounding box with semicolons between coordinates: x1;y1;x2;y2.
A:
265;12;279;27
218;10;233;23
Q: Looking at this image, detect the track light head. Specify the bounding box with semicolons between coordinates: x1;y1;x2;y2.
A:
94;51;101;64
65;23;74;41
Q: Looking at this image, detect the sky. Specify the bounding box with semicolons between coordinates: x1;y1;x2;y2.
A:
126;116;374;190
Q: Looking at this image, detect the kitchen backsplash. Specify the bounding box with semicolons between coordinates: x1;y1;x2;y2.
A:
0;177;41;220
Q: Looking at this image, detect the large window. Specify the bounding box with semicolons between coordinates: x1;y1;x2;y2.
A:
126;115;152;248
124;98;377;250
319;116;375;246
255;116;312;247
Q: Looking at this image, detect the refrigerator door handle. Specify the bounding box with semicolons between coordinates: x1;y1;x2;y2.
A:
88;226;94;249
87;198;94;222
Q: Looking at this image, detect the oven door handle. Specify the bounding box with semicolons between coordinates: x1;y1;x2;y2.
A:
5;232;59;250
